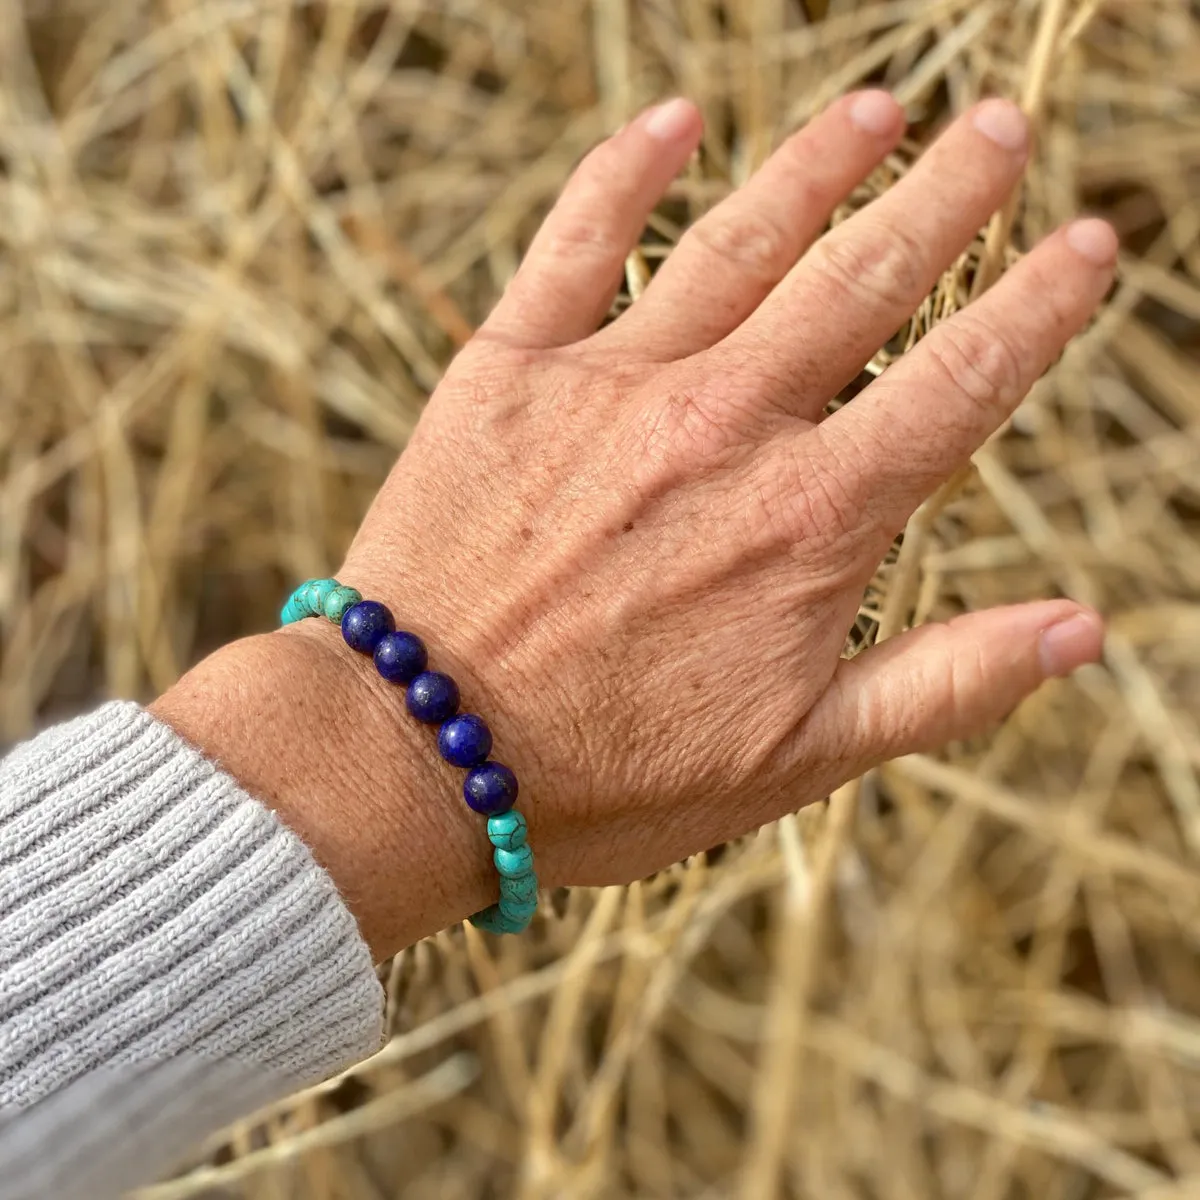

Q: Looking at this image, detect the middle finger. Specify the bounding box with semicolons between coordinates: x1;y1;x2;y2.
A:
710;99;1030;421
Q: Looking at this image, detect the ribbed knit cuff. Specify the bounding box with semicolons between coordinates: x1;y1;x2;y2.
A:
0;702;383;1195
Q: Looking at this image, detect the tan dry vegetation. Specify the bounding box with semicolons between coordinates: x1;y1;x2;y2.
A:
0;0;1198;1196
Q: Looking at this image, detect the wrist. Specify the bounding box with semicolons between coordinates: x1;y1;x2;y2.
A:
150;621;493;959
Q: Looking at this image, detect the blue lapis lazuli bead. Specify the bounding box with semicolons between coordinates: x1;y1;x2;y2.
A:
494;843;534;877
406;671;460;724
374;631;427;684
438;714;492;768
487;810;527;851
464;762;518;815
341;600;394;654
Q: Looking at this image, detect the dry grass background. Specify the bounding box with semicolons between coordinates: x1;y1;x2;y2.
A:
0;0;1198;1195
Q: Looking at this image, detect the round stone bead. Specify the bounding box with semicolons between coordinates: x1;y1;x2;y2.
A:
342;600;394;654
309;580;338;614
323;585;362;624
493;843;534;877
438;714;492;768
374;631;427;684
281;580;315;624
499;896;538;924
499;873;538;905
470;905;522;935
406;671;460;724
486;810;527;852
306;578;338;615
464;762;518;815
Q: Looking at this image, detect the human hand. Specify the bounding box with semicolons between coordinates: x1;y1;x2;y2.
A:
158;92;1113;957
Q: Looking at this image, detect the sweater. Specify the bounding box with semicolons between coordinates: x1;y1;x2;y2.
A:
0;702;384;1199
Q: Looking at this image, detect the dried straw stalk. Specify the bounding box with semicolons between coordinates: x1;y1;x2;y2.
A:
0;0;1197;1196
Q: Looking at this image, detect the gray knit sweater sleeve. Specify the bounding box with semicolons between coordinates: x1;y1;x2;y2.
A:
0;702;384;1199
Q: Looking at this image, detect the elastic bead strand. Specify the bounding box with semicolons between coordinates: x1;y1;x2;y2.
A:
281;575;536;935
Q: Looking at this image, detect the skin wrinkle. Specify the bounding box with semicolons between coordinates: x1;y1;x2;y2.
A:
153;95;1112;961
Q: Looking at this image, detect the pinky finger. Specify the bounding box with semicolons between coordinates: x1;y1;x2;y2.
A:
804;600;1105;773
479;99;703;349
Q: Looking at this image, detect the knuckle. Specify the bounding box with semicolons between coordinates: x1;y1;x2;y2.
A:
686;206;792;281
863;623;992;756
923;315;1024;415
541;219;614;262
807;221;926;312
629;387;733;487
756;447;864;553
794;468;865;548
928;626;990;736
543;144;629;259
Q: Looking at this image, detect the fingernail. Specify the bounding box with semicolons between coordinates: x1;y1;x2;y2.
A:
849;90;902;136
645;97;696;141
1039;610;1104;678
972;98;1028;151
1066;217;1119;265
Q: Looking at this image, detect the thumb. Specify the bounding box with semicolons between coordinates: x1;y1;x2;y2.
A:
806;600;1105;771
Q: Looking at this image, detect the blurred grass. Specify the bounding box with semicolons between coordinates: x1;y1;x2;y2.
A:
1;0;1198;1196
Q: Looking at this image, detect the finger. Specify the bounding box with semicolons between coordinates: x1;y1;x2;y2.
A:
714;98;1031;418
595;90;905;360
803;601;1104;772
479;99;703;349
816;218;1117;529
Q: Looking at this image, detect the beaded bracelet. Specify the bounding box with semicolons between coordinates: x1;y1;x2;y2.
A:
280;577;537;935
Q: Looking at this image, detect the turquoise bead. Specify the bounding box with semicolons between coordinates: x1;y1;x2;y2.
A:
470;905;523;935
487;810;527;852
281;580;317;624
494;844;534;877
499;873;538;904
323;584;362;624
281;578;346;625
307;578;338;614
499;895;538;923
